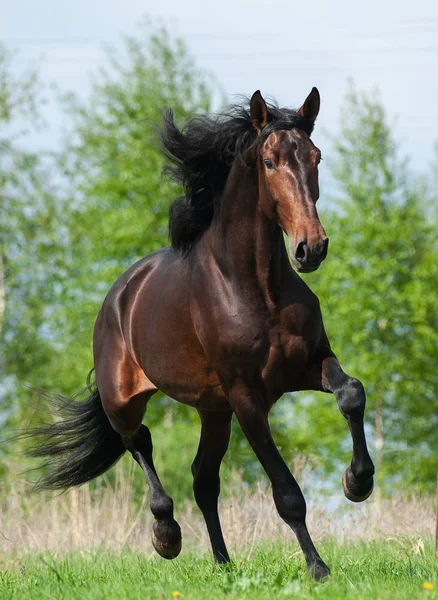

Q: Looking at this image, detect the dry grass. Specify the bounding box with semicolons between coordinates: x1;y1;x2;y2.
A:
0;462;434;557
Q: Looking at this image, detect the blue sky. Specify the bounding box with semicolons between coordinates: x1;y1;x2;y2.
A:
1;0;438;176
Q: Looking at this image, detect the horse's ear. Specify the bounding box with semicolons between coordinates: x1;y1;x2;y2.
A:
298;87;320;123
250;90;268;133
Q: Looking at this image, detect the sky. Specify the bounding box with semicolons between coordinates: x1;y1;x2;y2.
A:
1;0;438;177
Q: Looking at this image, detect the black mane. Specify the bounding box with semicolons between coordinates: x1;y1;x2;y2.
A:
160;98;315;254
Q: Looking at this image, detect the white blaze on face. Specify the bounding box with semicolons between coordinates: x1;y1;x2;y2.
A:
259;129;327;271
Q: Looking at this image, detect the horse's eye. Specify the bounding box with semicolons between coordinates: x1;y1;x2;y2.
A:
264;159;274;169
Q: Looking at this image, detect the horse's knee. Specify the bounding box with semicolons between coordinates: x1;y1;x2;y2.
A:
193;471;220;511
273;484;307;525
336;377;366;420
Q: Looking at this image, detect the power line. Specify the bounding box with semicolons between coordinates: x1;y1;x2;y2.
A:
12;49;438;65
8;42;438;58
13;58;438;72
2;32;281;45
3;25;438;48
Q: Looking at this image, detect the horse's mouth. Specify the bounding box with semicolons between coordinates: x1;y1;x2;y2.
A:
293;261;321;274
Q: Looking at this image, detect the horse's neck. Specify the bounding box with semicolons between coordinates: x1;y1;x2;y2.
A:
211;162;288;305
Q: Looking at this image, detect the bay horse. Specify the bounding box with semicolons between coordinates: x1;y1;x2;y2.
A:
27;88;375;579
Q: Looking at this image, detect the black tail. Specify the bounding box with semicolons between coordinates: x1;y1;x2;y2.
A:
24;376;126;490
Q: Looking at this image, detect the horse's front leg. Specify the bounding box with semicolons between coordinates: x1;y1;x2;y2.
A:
315;353;375;502
227;381;329;580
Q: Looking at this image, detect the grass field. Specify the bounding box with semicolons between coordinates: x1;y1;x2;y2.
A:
0;540;437;599
0;466;436;598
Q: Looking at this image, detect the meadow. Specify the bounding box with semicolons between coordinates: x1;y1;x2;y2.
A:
1;541;437;600
0;466;436;599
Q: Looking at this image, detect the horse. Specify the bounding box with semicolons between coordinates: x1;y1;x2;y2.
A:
26;88;375;580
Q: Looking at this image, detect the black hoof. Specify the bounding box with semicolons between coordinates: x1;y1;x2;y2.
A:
308;560;330;581
342;467;374;503
152;518;182;560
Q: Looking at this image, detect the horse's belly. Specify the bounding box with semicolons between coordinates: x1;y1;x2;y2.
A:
143;339;228;410
134;301;228;410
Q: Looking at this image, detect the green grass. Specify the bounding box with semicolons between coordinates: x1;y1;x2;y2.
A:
0;539;436;599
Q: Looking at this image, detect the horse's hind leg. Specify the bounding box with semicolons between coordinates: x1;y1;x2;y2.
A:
95;342;181;559
124;423;182;559
191;409;232;564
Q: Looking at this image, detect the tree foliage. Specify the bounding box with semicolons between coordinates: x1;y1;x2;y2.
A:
0;28;219;499
0;45;68;419
53;27;216;394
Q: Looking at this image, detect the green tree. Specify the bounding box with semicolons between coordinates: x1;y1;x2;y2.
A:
1;28;219;501
2;28;217;394
49;26;216;394
283;85;438;494
56;27;218;499
0;43;41;336
0;45;68;418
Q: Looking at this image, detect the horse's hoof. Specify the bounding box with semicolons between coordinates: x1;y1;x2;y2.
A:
308;560;330;581
342;467;374;503
152;519;182;560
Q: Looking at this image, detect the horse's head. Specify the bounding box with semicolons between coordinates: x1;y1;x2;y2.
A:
251;89;328;273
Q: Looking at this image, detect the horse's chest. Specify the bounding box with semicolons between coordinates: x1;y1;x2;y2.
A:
262;334;311;388
261;303;323;395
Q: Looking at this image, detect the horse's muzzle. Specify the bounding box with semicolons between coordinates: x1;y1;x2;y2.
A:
292;237;329;272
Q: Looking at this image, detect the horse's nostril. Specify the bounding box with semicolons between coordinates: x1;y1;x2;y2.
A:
295;241;308;263
318;238;329;260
